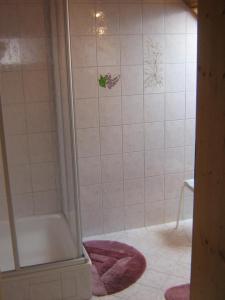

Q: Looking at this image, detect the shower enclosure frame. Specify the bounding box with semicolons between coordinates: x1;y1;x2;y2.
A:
0;0;84;278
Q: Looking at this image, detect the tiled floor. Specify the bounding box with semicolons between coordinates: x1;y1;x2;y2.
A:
85;219;193;300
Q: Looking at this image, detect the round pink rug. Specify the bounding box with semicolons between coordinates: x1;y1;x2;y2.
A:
83;240;146;296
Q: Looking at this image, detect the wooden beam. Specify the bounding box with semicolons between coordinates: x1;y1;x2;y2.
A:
191;0;225;299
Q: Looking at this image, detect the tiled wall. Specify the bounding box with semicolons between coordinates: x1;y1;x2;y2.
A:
69;0;197;236
0;0;61;219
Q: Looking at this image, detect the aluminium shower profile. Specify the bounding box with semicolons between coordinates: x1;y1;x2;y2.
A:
0;96;20;270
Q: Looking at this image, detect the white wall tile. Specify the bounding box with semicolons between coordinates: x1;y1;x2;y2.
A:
123;151;144;179
0;4;19;38
186;91;196;119
102;181;124;208
185;119;196;146
145;122;164;150
186;12;197;34
99;97;121;126
165;173;184;200
121;65;143;96
26;102;54;133
31;163;57;192
185;145;195;171
144;93;165;122
120;4;142;34
96;3;119;35
165;3;187;34
20;38;48;70
186;62;197;92
100;126;122;155
73;67;98;99
80;184;102;212
103;206;125;233
13;193;34;217
101;154;123;183
121;35;143;65
165;147;184;173
145;175;164;203
124;178;144;205
77;128;100;157
69;3;96;35
7;135;29;165
164;198;180;222
123;124;144;152
19;3;47;38
23;70;50;102
10;164;32;194
165;34;186;63
97;36;120;66
186;34;197;63
125;204;144;229
75;99;99;129
33;190;60;215
165;120;185;148
165;92;185;120
145;149;164;176
143;4;165;34
166;63;185;92
3;104;26;135
1;71;24;104
71;36;97;67
145;201;164;226
122;95;143;124
79;156;101;186
28;133;56;163
82;207;103;236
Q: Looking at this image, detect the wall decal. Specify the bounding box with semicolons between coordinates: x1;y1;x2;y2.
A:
144;37;164;90
98;73;120;89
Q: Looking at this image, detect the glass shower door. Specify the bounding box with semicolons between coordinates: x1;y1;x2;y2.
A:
0;0;82;270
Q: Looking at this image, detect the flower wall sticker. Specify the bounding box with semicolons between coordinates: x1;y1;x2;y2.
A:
98;73;120;89
144;37;164;92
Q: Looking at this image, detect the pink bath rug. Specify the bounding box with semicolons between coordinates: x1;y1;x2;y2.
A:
165;284;190;300
83;240;146;296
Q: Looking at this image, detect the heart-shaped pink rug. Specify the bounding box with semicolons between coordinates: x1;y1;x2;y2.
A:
83;240;146;296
